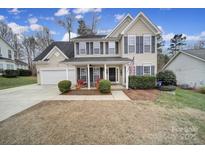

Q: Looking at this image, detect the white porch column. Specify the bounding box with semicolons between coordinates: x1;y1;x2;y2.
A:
122;65;125;85
87;64;90;89
104;64;107;80
126;64;129;89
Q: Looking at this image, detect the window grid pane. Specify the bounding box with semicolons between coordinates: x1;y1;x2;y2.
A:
144;35;151;53
128;36;135;53
143;66;151;75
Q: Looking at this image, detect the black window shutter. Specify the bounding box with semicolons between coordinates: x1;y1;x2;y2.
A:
86;42;89;54
90;42;93;54
100;42;104;54
100;68;103;79
115;42;119;54
139;36;143;53
77;68;80;80
76;43;79;55
136;36;140;53
151;65;155;75
124;36;128;54
152;36;155;53
105;42;109;54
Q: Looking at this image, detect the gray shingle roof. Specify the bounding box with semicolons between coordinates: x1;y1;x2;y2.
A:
182;49;205;61
0;57;14;62
63;57;131;62
15;59;28;66
34;41;74;61
72;35;106;39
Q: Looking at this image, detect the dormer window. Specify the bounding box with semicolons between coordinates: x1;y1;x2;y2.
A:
79;42;86;55
128;35;135;53
93;42;100;54
143;34;151;53
8;50;12;59
109;41;115;54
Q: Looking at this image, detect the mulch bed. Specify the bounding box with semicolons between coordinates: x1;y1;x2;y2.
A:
123;89;160;101
63;90;111;95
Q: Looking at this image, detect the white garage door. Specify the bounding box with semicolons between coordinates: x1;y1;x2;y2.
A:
40;69;67;85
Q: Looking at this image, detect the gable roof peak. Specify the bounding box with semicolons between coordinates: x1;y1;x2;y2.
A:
121;11;161;35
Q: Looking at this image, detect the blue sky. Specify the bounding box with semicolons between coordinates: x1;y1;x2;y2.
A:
0;8;205;49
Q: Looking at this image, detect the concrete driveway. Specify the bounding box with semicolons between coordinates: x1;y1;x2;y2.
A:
0;84;59;121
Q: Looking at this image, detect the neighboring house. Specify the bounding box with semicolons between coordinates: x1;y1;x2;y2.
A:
34;12;161;89
162;49;205;88
15;59;29;70
0;36;28;75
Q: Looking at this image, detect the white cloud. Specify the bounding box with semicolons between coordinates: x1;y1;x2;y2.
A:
50;30;57;35
75;14;83;20
28;17;38;24
97;29;112;35
0;15;5;21
8;8;22;15
54;8;69;16
8;22;29;34
30;24;43;31
62;32;78;41
114;13;125;22
157;25;164;33
39;16;54;21
73;8;102;14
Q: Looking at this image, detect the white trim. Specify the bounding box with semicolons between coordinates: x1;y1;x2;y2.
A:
128;35;136;53
121;12;161;35
108;41;115;55
79;42;86;55
42;46;68;61
105;14;133;38
143;34;151;53
93;42;100;55
142;63;152;76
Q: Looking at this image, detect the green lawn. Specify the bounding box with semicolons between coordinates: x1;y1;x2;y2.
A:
0;76;37;90
156;88;205;111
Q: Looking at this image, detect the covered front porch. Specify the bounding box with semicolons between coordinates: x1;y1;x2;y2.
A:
64;57;131;89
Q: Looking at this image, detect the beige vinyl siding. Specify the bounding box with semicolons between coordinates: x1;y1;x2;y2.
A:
165;53;205;88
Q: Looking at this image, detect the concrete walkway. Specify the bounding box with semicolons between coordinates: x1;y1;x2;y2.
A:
0;84;130;121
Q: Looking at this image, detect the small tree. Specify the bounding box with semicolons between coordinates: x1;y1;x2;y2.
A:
168;34;186;56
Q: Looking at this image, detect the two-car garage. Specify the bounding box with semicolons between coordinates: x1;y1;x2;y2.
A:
39;68;75;85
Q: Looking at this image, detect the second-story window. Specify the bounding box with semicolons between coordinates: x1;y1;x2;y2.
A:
93;42;100;54
143;35;151;53
79;42;86;55
108;41;115;54
8;50;12;59
128;35;135;53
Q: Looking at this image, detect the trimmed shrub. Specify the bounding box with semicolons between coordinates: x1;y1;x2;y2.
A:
58;80;71;93
199;87;205;94
159;85;176;91
129;76;156;89
156;70;176;86
99;79;111;93
3;69;19;78
18;69;32;76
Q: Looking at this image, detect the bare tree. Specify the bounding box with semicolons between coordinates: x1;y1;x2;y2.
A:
0;21;14;43
91;13;100;34
57;14;74;41
22;36;37;73
35;26;53;52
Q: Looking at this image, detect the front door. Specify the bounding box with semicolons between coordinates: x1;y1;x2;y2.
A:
109;67;116;82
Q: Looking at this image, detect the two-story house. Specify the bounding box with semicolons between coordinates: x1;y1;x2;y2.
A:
0;36;28;75
34;12;161;89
